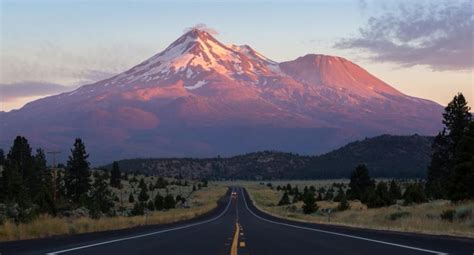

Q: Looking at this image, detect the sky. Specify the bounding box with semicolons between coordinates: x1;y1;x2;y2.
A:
1;0;472;111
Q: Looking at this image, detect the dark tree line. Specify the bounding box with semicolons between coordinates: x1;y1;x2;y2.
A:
426;93;473;201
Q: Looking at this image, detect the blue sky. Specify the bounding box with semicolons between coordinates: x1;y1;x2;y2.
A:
1;0;472;111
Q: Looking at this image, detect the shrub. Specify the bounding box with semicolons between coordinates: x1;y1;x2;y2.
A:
403;183;427;205
455;207;472;221
337;196;350;211
388;211;410;221
440;209;455;222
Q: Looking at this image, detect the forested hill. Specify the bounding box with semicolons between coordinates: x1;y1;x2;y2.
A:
304;134;434;178
106;135;433;180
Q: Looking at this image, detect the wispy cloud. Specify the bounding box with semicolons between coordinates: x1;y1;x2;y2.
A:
335;0;473;71
0;82;74;102
184;23;219;36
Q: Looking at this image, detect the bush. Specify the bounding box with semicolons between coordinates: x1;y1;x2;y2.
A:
337;197;350;211
388;211;410;221
440;209;455;222
455;207;472;220
403;183;427;205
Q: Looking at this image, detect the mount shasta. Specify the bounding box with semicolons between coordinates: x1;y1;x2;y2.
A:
0;29;443;163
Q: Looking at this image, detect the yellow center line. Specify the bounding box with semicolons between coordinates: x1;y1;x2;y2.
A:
239;241;246;248
230;222;240;255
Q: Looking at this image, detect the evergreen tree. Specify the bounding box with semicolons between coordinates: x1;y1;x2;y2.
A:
89;173;114;218
65;138;91;204
138;185;150;202
337;194;350;211
316;192;323;201
427;93;472;198
292;194;300;203
128;193;135;203
33;149;55;215
448;121;474;201
366;182;393;208
0;149;5;166
278;192;290;206
139;178;148;191
348;164;374;202
147;200;155;211
155;177;168;189
403;183;427;205
131;202;144;216
324;189;334;201
302;192;318;214
334;187;345;202
389;180;402;200
2;136;34;205
110;161;121;188
163;194;175;209
154;193;164;210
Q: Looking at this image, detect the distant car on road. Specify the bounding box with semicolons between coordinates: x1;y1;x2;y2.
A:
231;191;237;197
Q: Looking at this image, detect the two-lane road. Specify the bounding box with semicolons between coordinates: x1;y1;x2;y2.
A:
1;188;473;255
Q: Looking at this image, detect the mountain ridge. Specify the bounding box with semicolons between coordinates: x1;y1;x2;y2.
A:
104;134;434;179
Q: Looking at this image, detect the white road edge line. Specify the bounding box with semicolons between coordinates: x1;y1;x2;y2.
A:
240;188;448;255
45;189;233;255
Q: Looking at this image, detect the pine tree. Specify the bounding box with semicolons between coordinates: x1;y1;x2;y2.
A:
65;138;91;205
324;189;334;201
0;149;5;166
337;193;350;211
389;180;402;200
403;182;427;205
155;177;168;189
89;173;114;218
138;185;150;202
448;121;474;201
128;193;135;203
131;202;144;216
139;178;148;191
278;192;290;206
348;164;375;202
163;194;175;209
110;161;121;188
33;149;55;215
334;187;345;202
302;192;318;214
147;200;155;211
427;93;472;198
366;182;394;208
154;193;164;210
2;136;34;205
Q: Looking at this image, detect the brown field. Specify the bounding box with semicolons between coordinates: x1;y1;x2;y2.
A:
238;181;474;238
0;183;227;242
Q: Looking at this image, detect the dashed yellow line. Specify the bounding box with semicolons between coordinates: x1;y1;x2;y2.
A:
239;241;246;248
230;223;240;255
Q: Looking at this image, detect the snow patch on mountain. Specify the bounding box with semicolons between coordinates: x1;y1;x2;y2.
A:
185;80;207;90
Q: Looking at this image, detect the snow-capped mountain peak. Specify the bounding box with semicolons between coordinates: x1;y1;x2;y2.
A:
0;28;443;164
101;29;281;90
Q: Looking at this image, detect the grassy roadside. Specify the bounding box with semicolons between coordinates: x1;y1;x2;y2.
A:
241;181;474;238
0;184;228;242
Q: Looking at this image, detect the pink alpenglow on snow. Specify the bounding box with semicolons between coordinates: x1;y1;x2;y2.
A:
0;29;443;163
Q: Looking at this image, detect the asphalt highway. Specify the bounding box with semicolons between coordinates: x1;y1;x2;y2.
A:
1;187;473;255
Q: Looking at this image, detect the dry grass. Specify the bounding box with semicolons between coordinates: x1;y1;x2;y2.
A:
0;184;228;242
242;182;474;238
